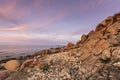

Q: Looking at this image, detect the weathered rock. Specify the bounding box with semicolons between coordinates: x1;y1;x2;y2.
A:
93;39;110;56
76;40;81;45
95;24;106;32
67;42;75;47
80;38;100;54
116;14;120;22
113;61;120;68
107;22;120;34
19;59;34;71
101;49;111;60
105;16;114;26
35;49;50;56
113;12;120;22
87;30;95;36
81;34;88;43
65;42;75;50
87;31;104;40
0;70;10;80
4;60;20;71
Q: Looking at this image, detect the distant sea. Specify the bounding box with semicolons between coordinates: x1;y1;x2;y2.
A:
0;45;58;60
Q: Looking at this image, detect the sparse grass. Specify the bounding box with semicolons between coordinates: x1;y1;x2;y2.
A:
41;63;50;72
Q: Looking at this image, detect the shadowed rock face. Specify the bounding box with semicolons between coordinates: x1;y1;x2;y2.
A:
114;12;120;22
4;12;120;80
95;24;106;32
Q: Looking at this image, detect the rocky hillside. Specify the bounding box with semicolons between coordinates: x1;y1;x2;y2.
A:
0;12;120;80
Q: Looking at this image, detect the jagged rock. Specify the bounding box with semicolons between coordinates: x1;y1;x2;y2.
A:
88;31;104;40
113;12;120;22
81;34;87;43
107;22;120;34
67;42;75;48
93;39;110;56
105;16;114;26
80;38;100;54
19;59;34;71
95;24;106;32
4;60;20;72
34;49;50;56
116;14;120;22
88;30;95;36
64;42;75;51
97;16;114;28
76;40;81;45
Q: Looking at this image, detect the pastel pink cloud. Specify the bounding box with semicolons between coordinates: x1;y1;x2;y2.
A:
0;24;30;31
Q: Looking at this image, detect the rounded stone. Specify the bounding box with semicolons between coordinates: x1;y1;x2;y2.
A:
4;60;20;71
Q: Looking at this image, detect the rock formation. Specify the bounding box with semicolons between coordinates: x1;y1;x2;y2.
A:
1;12;120;80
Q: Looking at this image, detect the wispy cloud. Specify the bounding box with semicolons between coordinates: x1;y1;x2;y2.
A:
0;24;30;31
0;32;80;44
37;12;68;28
0;0;31;25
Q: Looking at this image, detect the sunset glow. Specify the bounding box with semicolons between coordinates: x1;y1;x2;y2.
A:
0;0;120;45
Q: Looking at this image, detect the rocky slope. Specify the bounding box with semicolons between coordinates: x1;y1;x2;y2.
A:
1;12;120;80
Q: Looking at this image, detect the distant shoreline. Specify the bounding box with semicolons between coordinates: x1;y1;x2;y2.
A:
0;45;63;63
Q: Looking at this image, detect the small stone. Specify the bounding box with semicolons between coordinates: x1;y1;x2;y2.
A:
113;62;120;68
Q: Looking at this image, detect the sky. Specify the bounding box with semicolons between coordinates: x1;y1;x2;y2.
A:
0;0;120;45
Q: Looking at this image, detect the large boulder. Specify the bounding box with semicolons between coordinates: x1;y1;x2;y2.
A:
76;34;88;45
4;60;20;72
66;42;75;49
113;12;120;22
95;24;106;32
105;16;114;26
107;22;120;34
0;70;10;80
116;13;120;21
34;49;50;56
81;34;87;43
61;42;75;52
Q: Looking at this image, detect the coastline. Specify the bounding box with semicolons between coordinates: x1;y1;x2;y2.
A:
0;45;64;64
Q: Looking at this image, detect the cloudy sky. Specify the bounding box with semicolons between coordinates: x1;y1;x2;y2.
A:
0;0;120;45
